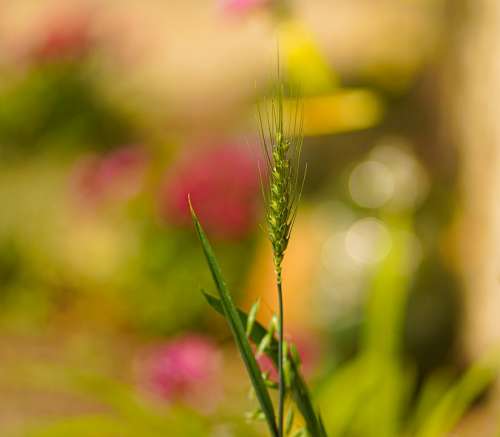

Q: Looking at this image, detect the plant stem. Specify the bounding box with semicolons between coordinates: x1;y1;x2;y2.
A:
277;269;285;437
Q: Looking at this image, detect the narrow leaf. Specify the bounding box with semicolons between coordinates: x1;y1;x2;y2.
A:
247;299;261;337
190;202;278;437
202;291;327;437
285;408;295;435
415;351;500;437
283;342;292;387
258;330;273;357
317;410;328;437
290;343;302;367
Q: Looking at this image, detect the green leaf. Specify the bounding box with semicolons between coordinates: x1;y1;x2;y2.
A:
283;342;292;387
257;325;275;357
190;202;278;437
291;428;309;437
290;343;302;367
415;350;500;437
285;408;295;435
246;299;260;337
202;291;327;437
317;411;328;437
202;290;278;355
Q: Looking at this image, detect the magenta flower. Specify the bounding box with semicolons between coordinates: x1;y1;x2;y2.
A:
160;143;261;239
141;334;221;404
220;0;270;14
71;145;148;207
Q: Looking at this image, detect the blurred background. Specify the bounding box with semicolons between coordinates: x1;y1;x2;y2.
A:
1;0;500;436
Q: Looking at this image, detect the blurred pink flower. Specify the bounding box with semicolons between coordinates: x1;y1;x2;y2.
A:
71;146;148;207
220;0;270;14
27;14;93;63
293;334;321;377
160;143;261;239
141;334;221;404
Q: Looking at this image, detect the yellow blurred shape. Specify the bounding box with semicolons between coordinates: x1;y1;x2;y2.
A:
279;19;338;95
243;208;327;331
287;90;383;136
61;217;127;282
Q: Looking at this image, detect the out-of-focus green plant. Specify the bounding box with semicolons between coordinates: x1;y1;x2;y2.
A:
0;63;136;159
24;386;204;437
7;336;257;437
13;368;212;437
123;220;256;335
315;213;500;437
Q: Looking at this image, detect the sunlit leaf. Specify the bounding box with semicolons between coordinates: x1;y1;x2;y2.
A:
246;299;260;337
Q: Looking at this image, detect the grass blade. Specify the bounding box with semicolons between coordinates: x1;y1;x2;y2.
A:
202;291;327;437
415;350;500;437
190;202;278;437
317;411;328;437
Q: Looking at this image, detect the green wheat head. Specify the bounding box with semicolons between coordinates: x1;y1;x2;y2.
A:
258;83;306;275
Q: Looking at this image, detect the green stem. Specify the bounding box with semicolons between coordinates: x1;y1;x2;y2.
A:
277;269;285;437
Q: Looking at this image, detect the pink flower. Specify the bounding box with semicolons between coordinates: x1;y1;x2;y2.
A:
27;14;93;63
292;334;321;377
220;0;270;14
141;334;221;404
160;143;261;239
71;146;148;207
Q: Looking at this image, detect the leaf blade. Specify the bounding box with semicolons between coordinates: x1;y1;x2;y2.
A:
190;203;278;437
415;351;500;437
202;291;327;437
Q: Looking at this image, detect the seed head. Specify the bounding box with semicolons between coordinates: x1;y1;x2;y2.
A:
257;83;305;274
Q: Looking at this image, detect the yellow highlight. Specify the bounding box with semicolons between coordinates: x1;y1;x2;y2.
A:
279;19;338;94
285;90;383;136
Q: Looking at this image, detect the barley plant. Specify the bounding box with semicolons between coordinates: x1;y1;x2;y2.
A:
189;75;327;437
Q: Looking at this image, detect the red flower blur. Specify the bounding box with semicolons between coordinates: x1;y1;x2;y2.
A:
141;334;221;405
71;145;148;207
26;14;94;63
160;144;261;240
220;0;270;15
